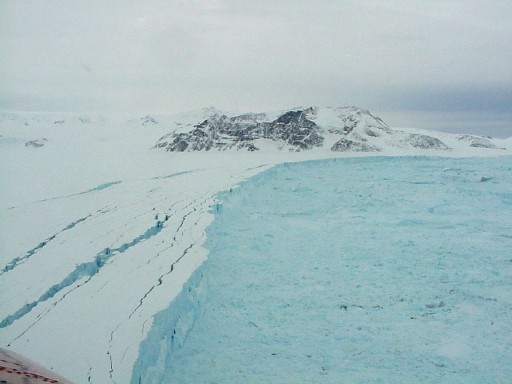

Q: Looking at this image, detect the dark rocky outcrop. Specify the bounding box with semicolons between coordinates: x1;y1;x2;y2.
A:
153;106;508;153
457;135;503;149
25;138;48;148
331;138;380;152
155;110;324;152
402;134;451;150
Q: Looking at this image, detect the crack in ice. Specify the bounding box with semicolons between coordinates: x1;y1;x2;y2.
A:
0;220;165;329
8;181;122;210
129;243;196;320
1;215;91;276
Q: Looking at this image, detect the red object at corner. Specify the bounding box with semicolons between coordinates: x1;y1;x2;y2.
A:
0;348;73;384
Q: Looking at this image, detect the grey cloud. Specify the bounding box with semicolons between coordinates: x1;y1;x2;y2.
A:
1;0;511;136
389;85;512;114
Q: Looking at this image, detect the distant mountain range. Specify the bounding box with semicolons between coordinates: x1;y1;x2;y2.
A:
0;107;509;153
154;107;507;153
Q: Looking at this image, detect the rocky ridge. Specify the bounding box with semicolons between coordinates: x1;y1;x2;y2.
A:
0;109;508;154
456;134;504;149
155;106;475;153
155;108;324;152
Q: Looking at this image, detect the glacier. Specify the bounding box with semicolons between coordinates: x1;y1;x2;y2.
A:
1;110;511;383
134;156;512;383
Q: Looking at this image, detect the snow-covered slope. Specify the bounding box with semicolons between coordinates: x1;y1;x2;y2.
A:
0;109;510;383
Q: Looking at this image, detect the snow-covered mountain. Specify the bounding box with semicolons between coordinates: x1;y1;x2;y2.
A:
1;107;509;156
154;106;509;154
0;108;511;383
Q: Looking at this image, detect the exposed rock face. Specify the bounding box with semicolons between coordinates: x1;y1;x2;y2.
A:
401;134;451;150
25;138;48;148
265;111;324;150
331;138;380;152
153;106;508;153
155;110;324;152
457;135;503;149
161;129;212;151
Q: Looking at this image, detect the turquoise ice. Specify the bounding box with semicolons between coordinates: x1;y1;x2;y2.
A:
135;156;512;383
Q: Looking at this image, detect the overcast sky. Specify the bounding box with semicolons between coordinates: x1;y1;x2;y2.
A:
1;1;511;136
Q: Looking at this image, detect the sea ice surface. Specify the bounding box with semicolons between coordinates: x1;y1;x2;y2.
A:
142;156;510;382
